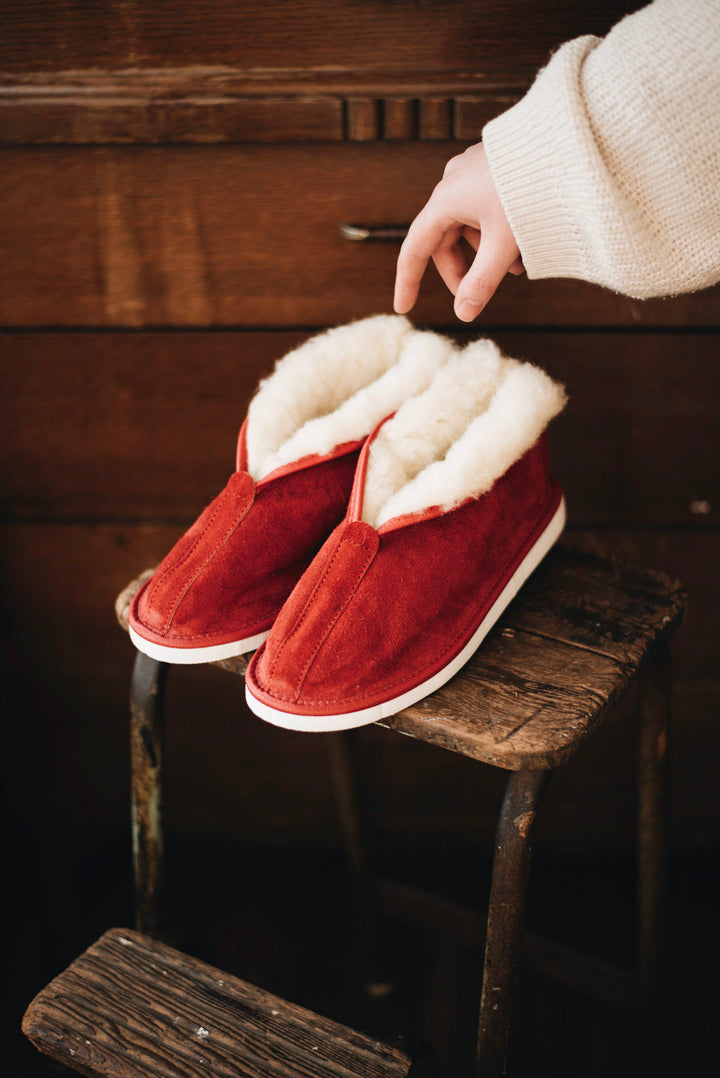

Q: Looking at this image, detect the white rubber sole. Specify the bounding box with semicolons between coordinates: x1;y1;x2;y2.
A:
245;497;566;732
129;624;270;665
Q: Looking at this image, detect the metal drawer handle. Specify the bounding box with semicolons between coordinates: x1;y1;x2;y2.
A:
339;222;409;242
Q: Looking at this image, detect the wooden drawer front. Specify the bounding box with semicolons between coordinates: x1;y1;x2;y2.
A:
2;330;717;528
2;144;719;329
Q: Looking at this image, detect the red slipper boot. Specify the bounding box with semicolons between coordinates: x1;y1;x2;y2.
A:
245;341;567;729
128;315;457;663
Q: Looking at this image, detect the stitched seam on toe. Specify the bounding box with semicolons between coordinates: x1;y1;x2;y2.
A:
143;497;227;619
162;502;255;634
268;535;374;700
263;487;559;708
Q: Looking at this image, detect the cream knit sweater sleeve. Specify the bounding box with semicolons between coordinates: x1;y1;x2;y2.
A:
482;0;720;299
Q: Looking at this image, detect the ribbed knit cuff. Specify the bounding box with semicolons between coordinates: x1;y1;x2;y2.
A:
482;36;602;285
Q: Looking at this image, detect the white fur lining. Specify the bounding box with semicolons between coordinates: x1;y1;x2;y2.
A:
245;315;457;480
362;341;567;528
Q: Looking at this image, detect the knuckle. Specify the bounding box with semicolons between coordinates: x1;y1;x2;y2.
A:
442;153;464;178
461;271;494;302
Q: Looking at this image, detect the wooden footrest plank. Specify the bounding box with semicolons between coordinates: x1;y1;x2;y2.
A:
23;928;412;1078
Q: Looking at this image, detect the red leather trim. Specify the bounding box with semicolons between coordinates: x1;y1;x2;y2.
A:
256;438;364;488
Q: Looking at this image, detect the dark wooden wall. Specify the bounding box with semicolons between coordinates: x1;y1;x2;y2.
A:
2;2;718;902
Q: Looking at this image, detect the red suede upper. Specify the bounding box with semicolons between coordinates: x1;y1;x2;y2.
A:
129;448;360;649
247;436;562;714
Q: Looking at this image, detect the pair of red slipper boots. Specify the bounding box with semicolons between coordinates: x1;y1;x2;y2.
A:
129;315;567;732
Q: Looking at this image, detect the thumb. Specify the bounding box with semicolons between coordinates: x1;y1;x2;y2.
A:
453;231;518;322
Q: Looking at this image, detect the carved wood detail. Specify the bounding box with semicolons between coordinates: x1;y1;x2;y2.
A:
0;69;520;143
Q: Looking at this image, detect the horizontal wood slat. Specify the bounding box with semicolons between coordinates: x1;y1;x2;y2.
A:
0;91;514;147
0;68;518;146
2;331;717;526
0;88;346;145
23;929;412;1077
0;2;640;76
2;144;719;328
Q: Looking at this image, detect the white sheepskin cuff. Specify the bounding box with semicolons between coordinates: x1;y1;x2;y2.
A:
245;315;415;480
365;342;567;528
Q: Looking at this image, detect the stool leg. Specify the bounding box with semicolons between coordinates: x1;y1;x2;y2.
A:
637;638;670;995
476;768;552;1078
326;731;372;890
325;731;391;998
130;650;168;937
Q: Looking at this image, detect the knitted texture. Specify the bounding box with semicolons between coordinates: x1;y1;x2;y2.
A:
482;0;720;299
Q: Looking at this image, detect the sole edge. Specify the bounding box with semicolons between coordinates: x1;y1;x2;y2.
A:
245;496;567;731
129;625;270;665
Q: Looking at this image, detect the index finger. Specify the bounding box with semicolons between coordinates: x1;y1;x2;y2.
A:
393;206;455;314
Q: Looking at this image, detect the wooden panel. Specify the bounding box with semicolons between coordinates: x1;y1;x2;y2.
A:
0;71;511;146
0;82;345;144
0;66;519;147
0;1;640;76
454;95;521;140
419;98;454;140
2;144;719;328
2;331;717;526
493;331;720;529
347;98;382;142
0;332;290;521
384;98;416;141
0;80;513;146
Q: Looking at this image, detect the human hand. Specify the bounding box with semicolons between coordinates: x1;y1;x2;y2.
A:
393;143;524;322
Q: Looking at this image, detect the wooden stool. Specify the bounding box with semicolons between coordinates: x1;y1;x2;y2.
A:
115;544;684;1077
23;928;423;1077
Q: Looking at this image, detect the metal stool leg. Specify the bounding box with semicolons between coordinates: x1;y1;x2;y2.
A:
130;650;168;937
637;638;671;995
476;768;552;1077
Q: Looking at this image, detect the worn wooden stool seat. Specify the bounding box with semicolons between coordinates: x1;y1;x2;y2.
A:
23;928;417;1077
113;543;685;1077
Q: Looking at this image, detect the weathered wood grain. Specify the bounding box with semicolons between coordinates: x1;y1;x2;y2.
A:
494;545;687;665
22;928;412;1077
382;547;685;769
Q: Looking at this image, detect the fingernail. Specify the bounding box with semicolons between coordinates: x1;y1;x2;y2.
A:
455;300;481;322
